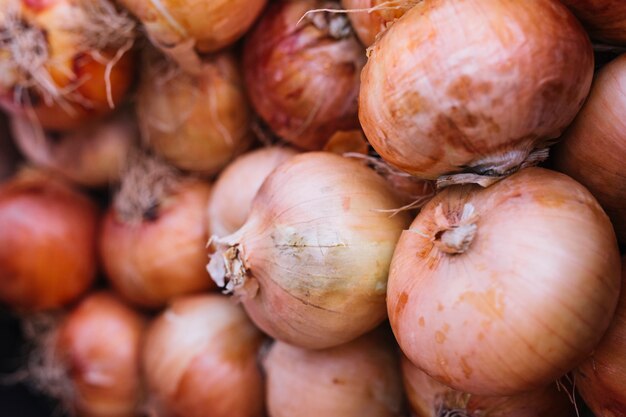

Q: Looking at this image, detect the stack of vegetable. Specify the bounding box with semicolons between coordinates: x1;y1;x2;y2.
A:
0;0;624;416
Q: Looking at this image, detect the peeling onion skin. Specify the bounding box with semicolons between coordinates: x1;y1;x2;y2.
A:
341;0;413;46
553;54;626;245
138;52;252;176
264;331;405;417
359;0;594;180
0;170;99;311
55;292;145;417
143;295;265;417
387;167;621;396
560;0;626;45
243;0;365;151
207;146;298;238
576;257;626;417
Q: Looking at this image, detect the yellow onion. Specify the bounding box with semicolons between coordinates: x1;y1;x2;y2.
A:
322;129;370;155
341;0;416;46
360;0;593;182
560;0;626;45
243;0;365;150
575;257;626;416
10;111;138;188
138;51;252;176
142;294;265;417
401;355;576;417
100;155;213;309
264;330;404;417
553;54;626;244
0;0;136;130
208;152;411;349
388;167;621;396
0;170;99;311
207;146;298;238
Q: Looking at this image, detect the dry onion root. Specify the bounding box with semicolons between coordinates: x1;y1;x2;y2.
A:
138;51;252;176
0;0;136;131
100;153;214;309
387;167;621;396
359;0;594;183
243;0;365;151
340;0;417;46
208;152;411;349
560;0;626;45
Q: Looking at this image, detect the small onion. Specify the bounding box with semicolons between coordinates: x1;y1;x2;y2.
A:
208;152;411;349
560;0;626;45
401;355;576;417
360;0;593;181
341;0;416;46
143;294;265;417
100;155;213;308
388;167;621;396
264;330;404;417
243;0;365;150
138;51;252;176
553;54;626;244
575;256;626;416
0;170;99;311
207;146;298;238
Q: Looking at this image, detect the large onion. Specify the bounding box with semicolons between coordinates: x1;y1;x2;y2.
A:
0;170;99;311
142;294;265;417
560;0;626;45
264;330;404;417
360;0;593;182
138;51;252;176
553;54;626;244
207;146;298;238
388;167;621;396
243;0;365;150
0;0;136;130
208;152;410;349
341;0;415;46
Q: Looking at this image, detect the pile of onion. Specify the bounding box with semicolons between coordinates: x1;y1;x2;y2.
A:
341;0;416;46
0;0;136;130
560;0;626;45
0;170;99;311
138;51;252;176
264;330;404;417
100;154;213;309
387;167;621;395
359;0;593;182
10;111;138;188
208;152;411;349
401;355;576;417
207;146;298;238
243;0;365;150
553;54;626;244
142;294;264;417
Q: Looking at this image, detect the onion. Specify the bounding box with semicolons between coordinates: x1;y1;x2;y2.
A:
401;355;576;417
264;330;404;417
207;146;298;238
553;54;626;244
208;152;411;349
575;256;626;416
359;0;593;182
142;294;264;417
243;0;365;150
387;167;621;396
323;129;369;155
560;0;626;45
0;0;136;130
341;0;416;46
0;170;99;311
138;51;252;176
10;111;138;188
100;155;213;308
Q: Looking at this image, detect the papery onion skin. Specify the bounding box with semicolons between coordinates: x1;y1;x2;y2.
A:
553;54;626;244
341;0;414;46
207;146;298;238
560;0;626;44
0;170;99;311
208;152;411;349
360;0;593;180
264;330;404;417
100;179;214;309
142;294;265;417
243;0;365;150
575;257;626;417
55;292;145;417
388;167;621;396
138;52;252;176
